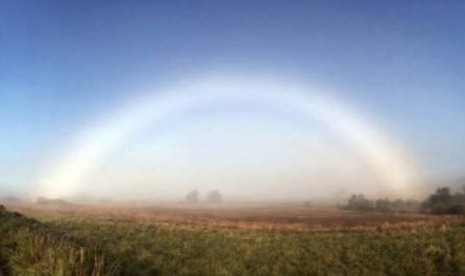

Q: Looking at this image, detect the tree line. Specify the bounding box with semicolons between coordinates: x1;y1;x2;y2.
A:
340;194;419;213
340;186;465;215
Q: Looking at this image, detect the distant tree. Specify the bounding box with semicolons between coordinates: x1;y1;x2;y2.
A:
421;187;465;215
206;190;222;203
185;190;199;203
343;194;374;212
422;187;452;214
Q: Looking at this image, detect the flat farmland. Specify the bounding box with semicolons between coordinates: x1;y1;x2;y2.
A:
2;202;465;275
6;202;456;231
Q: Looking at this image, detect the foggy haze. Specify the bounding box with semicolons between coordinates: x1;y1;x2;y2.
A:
1;1;464;203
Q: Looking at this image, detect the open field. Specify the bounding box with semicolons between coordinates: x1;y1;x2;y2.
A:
2;202;465;275
5;202;460;232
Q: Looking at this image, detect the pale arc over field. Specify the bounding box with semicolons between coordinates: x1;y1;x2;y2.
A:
37;74;418;199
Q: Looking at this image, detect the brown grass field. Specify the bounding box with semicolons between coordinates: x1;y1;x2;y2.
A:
2;201;465;275
5;201;463;231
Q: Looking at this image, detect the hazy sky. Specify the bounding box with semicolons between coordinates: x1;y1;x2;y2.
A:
1;1;464;200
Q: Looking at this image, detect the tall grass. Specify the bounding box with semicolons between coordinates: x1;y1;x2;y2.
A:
0;206;117;275
44;213;465;275
3;204;465;275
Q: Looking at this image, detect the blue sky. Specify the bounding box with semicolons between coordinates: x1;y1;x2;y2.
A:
1;1;464;198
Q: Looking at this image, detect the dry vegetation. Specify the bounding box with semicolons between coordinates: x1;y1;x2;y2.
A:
2;202;465;275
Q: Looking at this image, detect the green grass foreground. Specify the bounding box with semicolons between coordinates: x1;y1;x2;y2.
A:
0;206;117;276
2;205;465;275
